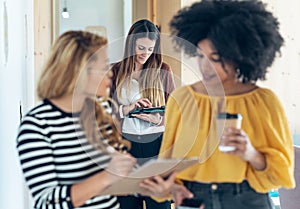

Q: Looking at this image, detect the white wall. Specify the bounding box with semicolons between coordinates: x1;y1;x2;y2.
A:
0;0;34;208
59;0;124;42
258;0;300;135
123;0;132;35
59;0;126;62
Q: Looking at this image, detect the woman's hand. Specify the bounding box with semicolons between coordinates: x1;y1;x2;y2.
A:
171;184;205;209
104;152;137;184
139;172;177;198
132;112;162;125
221;128;266;170
170;183;194;206
122;98;152;116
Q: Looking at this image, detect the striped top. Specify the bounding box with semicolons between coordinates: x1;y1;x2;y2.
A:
16;99;119;209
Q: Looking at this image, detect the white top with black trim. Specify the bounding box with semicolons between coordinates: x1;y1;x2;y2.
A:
16;99;119;209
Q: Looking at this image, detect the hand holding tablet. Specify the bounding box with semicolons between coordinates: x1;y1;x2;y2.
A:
100;157;198;195
129;106;165;118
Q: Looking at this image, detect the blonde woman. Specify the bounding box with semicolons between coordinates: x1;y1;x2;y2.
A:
110;19;175;209
16;30;177;209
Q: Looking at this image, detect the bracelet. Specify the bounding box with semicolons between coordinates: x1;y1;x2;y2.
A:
119;105;125;118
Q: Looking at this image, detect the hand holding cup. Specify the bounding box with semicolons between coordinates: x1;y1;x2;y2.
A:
216;113;243;152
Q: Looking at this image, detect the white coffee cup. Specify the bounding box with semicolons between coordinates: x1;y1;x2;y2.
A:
216;113;243;152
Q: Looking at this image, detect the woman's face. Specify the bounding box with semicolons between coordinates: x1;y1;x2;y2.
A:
85;48;112;97
197;39;236;85
135;37;156;65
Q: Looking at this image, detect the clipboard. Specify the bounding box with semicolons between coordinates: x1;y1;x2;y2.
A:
100;157;198;195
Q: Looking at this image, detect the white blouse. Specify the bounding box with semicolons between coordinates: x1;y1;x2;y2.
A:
118;79;164;135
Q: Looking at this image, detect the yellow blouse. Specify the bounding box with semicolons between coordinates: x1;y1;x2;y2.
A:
159;85;295;193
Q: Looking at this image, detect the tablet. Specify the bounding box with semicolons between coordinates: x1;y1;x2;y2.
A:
128;106;165;118
100;157;198;195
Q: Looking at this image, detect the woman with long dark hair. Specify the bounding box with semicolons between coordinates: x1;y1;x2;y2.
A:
110;19;175;209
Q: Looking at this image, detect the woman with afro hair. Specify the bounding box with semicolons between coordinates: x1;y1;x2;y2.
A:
158;1;295;209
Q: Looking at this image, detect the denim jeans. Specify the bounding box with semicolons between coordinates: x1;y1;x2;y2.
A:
182;180;274;209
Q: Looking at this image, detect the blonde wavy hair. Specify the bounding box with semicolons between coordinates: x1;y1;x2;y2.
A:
37;30;129;152
80;97;131;152
37;31;106;99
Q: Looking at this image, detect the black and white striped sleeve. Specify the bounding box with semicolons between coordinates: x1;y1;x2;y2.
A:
17;116;74;209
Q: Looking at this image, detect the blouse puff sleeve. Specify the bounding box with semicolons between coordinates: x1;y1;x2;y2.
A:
246;90;295;192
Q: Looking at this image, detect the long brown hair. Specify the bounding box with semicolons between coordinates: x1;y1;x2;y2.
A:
115;19;165;106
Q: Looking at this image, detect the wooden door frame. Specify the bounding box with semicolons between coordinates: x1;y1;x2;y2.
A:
33;0;52;100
